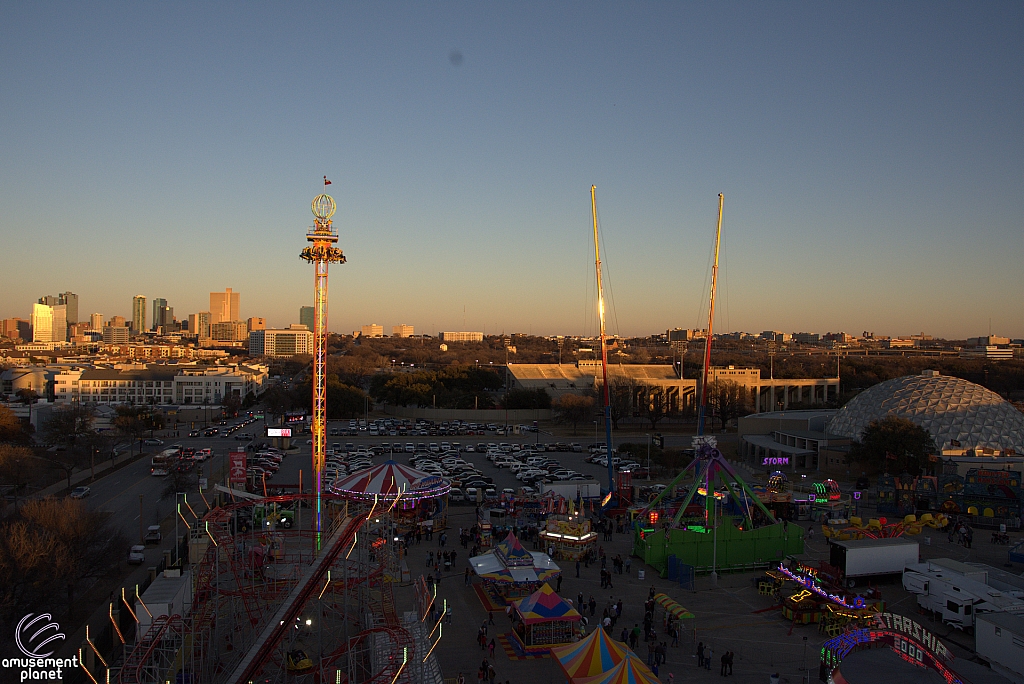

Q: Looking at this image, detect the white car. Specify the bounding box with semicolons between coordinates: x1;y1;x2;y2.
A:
127;545;146;565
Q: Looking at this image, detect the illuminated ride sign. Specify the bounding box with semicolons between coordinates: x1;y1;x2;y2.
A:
267;428;292;438
821;612;961;684
763;457;789;466
777;563;866;610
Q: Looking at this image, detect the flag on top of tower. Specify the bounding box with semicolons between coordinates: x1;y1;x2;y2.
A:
324;176;332;185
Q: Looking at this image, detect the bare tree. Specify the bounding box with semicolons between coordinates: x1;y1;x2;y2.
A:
599;379;635;430
0;405;26;443
553;394;595;436
708;380;752;432
637;385;673;430
0;445;40;511
0;498;125;624
39;404;95;490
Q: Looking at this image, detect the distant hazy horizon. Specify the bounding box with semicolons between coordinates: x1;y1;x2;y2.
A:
1;3;1021;338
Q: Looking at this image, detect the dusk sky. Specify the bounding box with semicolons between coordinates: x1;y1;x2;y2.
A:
1;3;1021;339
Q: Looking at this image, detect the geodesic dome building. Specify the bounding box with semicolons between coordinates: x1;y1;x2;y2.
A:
827;370;1024;453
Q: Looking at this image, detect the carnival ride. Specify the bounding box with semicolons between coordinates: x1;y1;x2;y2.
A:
628;196;801;576
105;186;440;684
632;436;803;576
820;512;949;541
113;491;438;684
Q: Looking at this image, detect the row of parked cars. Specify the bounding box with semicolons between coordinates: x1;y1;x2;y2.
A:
247;447;286;481
325;417;547;438
409;452;514;502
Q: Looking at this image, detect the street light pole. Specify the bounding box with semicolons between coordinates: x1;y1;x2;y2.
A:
646;434;651;482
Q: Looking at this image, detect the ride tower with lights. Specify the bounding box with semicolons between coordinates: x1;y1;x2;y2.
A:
300;181;346;544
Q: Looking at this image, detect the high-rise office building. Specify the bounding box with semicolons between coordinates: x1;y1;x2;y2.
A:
31;303;66;342
2;318;31;341
188;312;213;338
392;324;415;338
152;298;167;331
132;295;147;333
361;324;384;338
299;306;314;331
59;292;78;325
90;313;103;331
38;292;78;326
210;288;240;324
109;315;126;328
31;304;52;343
247;317;266;332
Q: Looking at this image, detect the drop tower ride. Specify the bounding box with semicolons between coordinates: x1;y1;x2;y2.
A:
300;181;346;544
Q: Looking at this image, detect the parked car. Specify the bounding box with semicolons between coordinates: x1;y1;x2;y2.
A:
144;438;163;446
450;488;466;502
127;545;146;564
144;525;162;544
70;486;91;499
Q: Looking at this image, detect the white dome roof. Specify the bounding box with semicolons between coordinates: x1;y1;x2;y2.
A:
827;371;1024;452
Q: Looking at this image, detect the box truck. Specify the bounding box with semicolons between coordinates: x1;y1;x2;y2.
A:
828;537;919;587
539;480;602;499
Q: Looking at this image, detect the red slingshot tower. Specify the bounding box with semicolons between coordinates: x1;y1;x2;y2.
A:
300;182;346;542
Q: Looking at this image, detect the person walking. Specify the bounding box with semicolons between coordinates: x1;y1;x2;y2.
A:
704;646;712;670
465;567;472;585
696;642;704;668
589;595;597;617
488;639;496;658
578;592;585;609
576;559;581;577
726;651;734;675
557;574;563;592
720;652;728;676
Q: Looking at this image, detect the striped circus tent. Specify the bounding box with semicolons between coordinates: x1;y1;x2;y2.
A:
574;653;661;684
551;626;628;680
328;460;450;501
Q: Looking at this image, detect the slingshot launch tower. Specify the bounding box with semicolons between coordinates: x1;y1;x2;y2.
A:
300;184;346;542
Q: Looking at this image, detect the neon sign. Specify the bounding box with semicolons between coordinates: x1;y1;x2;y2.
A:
821;613;961;684
763;457;789;465
777;563;865;610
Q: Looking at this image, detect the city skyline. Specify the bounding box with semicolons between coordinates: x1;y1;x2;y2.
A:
0;4;1021;338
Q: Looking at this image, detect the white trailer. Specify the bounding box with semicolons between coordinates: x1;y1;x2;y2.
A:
902;558;1024;631
828;537;919;587
976;612;1024;684
539;480;602;499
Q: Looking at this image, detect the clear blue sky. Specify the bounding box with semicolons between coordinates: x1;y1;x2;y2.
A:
1;2;1021;339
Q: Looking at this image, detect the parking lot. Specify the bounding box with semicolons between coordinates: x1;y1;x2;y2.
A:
259;416;655;503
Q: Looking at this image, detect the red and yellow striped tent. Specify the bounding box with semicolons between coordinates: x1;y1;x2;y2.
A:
574;653;661;684
550;627;628;680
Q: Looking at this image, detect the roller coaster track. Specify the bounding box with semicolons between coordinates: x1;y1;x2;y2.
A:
118;615;184;684
227;512;367;683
